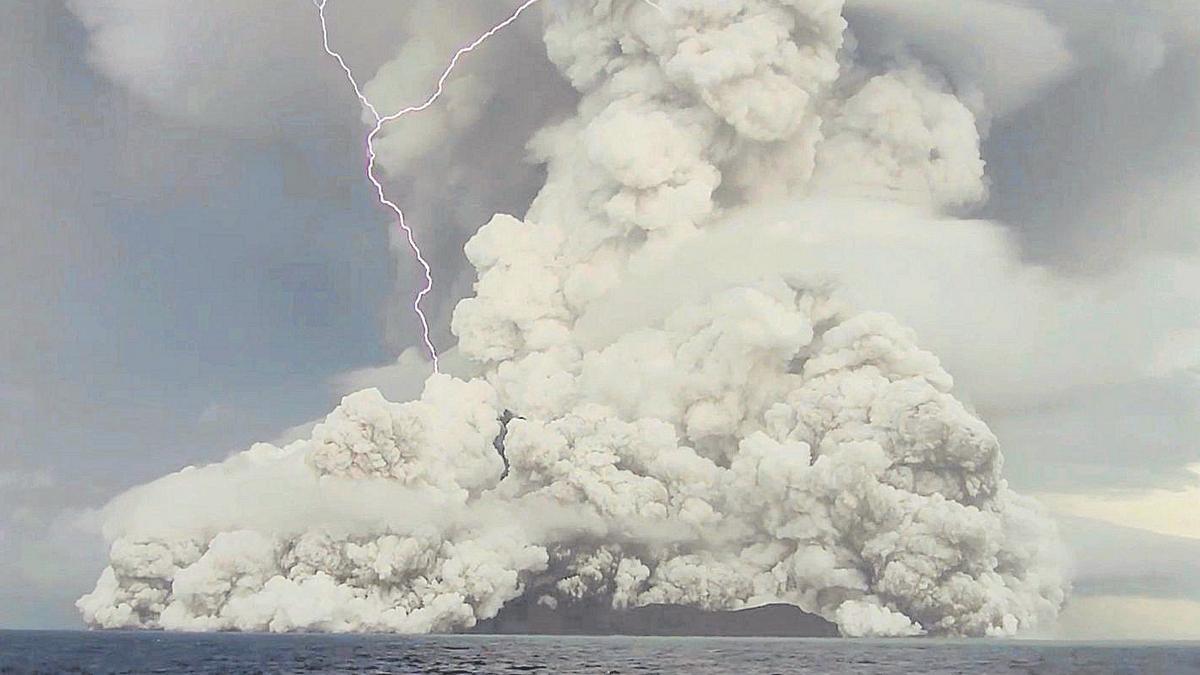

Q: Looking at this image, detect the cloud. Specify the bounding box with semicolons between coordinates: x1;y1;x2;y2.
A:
0;461;105;628
77;0;1072;638
330;346;440;404
575;200;1200;415
1040;465;1200;540
66;0;583;356
1057;596;1200;640
24;0;1196;641
990;373;1200;491
0;0;410;629
844;0;1075;119
66;0;360;134
981;4;1200;269
1053;517;1200;603
0;469;56;493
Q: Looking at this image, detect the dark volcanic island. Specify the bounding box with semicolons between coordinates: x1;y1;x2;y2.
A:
470;598;838;637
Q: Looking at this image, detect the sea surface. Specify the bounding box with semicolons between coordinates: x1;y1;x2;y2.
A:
2;631;1198;674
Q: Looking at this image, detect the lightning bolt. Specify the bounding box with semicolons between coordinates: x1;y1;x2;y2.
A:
314;0;541;373
641;0;667;15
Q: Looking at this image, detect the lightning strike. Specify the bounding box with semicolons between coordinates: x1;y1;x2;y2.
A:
641;0;668;15
314;0;542;373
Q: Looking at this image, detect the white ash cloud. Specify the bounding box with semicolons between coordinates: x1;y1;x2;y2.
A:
80;0;1067;637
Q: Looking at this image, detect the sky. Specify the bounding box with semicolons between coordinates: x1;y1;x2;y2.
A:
1;0;1199;637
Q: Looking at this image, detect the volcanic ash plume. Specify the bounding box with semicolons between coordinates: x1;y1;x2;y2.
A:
79;0;1067;637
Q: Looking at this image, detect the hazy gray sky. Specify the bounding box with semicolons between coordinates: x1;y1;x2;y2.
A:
2;0;1199;636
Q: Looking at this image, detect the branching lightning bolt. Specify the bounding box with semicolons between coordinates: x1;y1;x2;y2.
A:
314;0;541;373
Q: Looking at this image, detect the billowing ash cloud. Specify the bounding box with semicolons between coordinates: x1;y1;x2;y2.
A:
79;0;1067;637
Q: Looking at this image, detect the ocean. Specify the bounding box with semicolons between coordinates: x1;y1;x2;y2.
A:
1;631;1198;674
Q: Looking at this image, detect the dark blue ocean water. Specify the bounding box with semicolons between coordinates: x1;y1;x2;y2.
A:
1;631;1198;674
